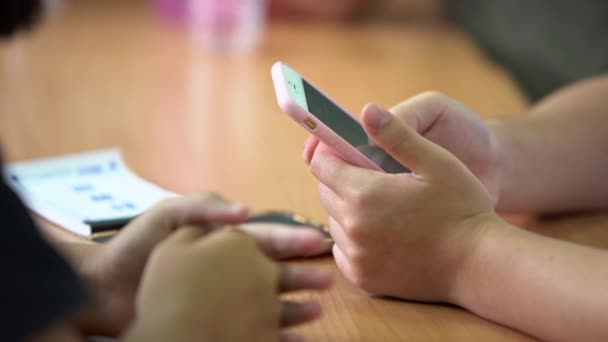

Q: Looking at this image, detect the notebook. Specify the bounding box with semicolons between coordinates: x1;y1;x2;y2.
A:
4;149;176;237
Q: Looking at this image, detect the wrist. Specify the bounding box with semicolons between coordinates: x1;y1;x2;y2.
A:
72;244;112;335
69;244;126;336
447;213;511;306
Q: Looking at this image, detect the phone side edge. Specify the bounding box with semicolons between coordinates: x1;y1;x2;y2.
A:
272;62;301;119
271;62;382;172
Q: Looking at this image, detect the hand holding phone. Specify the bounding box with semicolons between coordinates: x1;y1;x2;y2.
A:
271;62;409;173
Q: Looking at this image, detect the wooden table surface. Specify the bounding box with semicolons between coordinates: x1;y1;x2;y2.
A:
2;0;606;341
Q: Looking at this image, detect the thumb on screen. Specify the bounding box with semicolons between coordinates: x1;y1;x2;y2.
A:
361;103;452;174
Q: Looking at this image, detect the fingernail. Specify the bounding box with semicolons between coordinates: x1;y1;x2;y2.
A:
364;103;391;131
305;237;334;257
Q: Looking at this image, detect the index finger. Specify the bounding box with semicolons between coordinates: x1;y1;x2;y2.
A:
309;147;373;199
238;223;332;260
278;264;333;293
159;193;249;227
362;103;452;174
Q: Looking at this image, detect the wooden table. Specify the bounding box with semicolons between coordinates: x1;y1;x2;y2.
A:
4;0;606;340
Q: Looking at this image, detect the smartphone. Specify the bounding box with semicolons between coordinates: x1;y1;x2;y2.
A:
271;61;408;174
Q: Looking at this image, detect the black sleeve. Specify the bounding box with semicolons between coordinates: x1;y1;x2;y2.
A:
1;160;86;341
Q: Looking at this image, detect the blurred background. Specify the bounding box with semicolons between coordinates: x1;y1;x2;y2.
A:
1;0;605;214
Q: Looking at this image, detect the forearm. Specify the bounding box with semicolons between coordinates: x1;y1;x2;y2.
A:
491;74;608;212
454;220;608;341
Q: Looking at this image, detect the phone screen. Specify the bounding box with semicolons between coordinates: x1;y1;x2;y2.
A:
301;80;369;148
283;64;408;173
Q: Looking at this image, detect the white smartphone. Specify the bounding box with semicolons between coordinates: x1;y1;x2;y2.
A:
271;61;408;173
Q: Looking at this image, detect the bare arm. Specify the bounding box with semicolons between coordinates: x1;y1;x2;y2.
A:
455;219;608;341
306;102;608;341
492;74;608;212
459;77;608;339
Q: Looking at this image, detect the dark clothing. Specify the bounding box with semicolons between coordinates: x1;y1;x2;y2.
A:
450;0;608;101
1;158;85;341
0;0;42;36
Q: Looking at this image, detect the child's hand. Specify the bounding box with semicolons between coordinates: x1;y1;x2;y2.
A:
77;193;331;336
388;92;502;205
308;103;497;302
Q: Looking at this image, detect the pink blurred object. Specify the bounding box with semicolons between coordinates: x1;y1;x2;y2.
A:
190;0;267;53
153;0;188;22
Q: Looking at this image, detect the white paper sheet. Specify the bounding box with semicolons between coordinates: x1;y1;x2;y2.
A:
4;149;176;236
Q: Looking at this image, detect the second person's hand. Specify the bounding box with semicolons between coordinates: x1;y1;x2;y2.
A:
126;227;332;342
74;193;332;337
